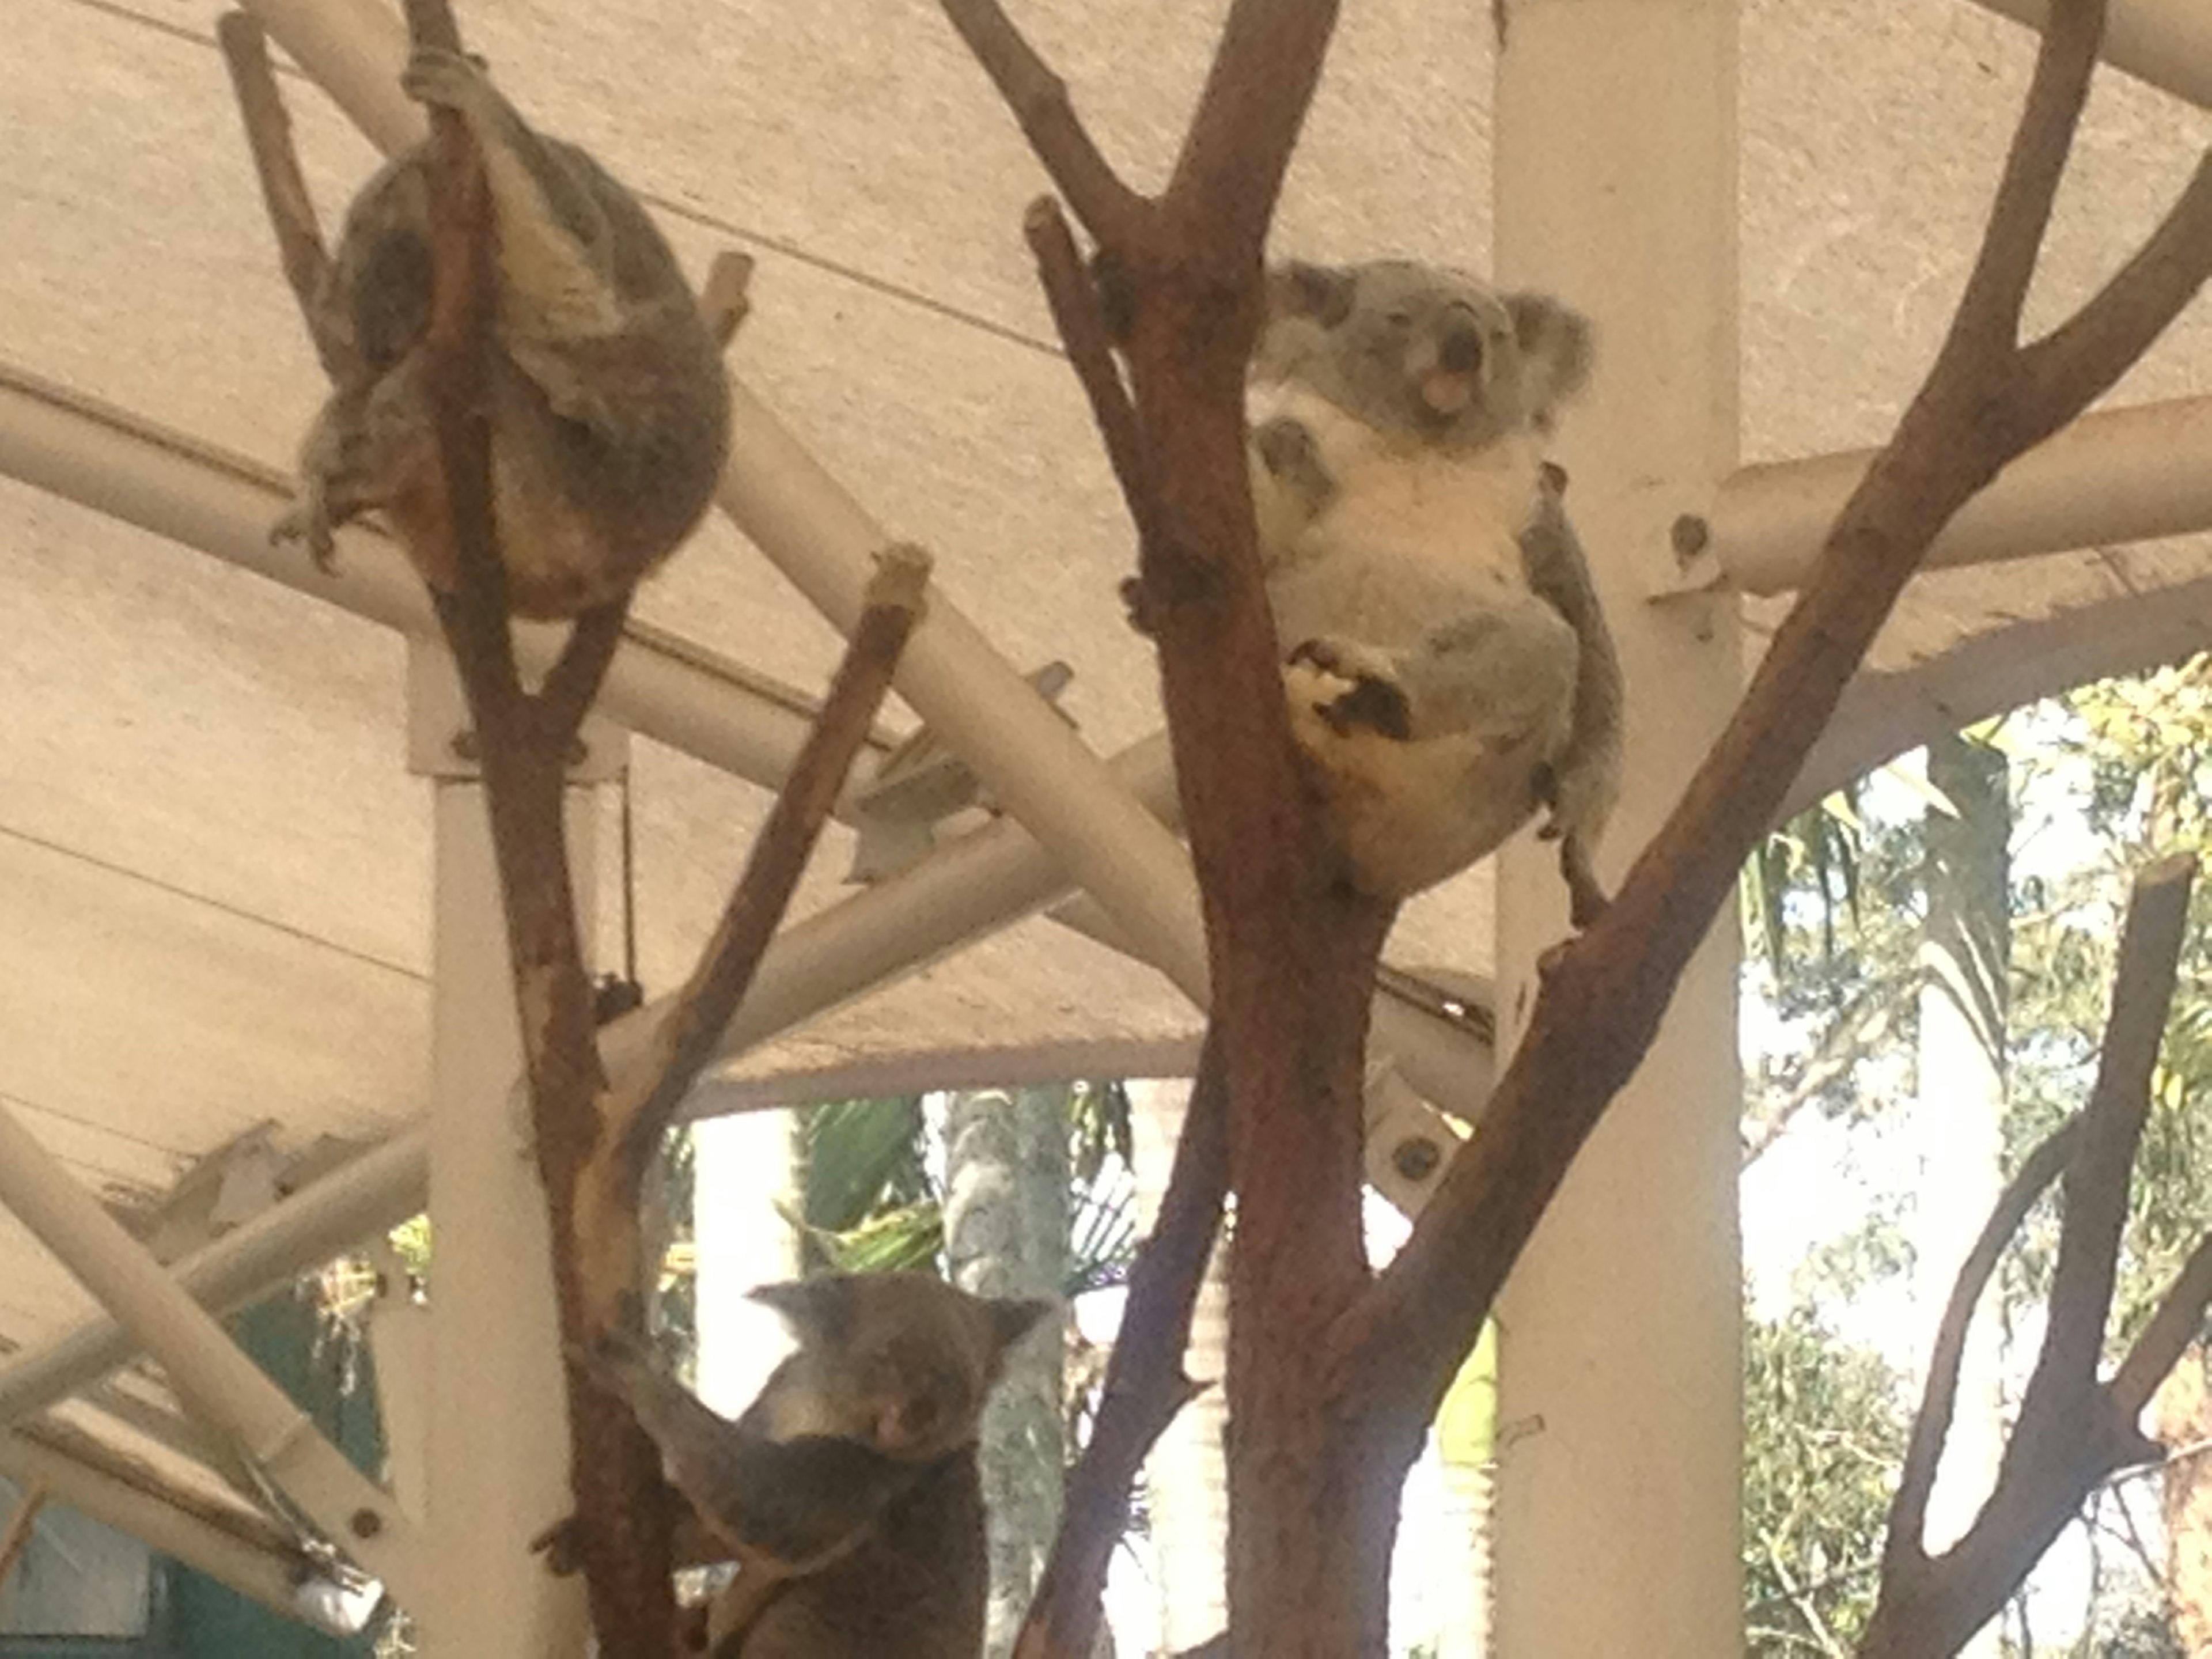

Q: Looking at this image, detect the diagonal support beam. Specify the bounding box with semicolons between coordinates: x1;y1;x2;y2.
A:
0;1099;425;1605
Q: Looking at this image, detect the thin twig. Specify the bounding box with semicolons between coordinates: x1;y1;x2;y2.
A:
1884;1120;2080;1576
1022;199;1152;542
938;0;1149;248
700;249;757;349
2112;1230;2212;1415
1013;1041;1229;1659
2022;853;2194;1422
606;544;932;1190
536;597;634;749
0;1482;47;1594
217;13;354;383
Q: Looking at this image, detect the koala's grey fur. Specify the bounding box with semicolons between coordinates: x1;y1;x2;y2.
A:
1248;259;1623;916
576;1274;1050;1659
276;48;731;619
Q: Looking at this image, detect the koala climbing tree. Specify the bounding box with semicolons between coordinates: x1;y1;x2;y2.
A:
219;0;2212;1652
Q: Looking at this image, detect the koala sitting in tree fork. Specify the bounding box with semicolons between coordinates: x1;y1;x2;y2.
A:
1245;259;1624;922
275;48;732;619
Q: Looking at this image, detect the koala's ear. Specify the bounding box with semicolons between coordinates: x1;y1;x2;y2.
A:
1269;262;1358;328
986;1297;1058;1358
1505;291;1594;428
749;1276;857;1344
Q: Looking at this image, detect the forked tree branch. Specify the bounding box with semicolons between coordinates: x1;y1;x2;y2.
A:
1884;1121;2079;1578
1332;0;2212;1436
1012;1043;1229;1659
1860;856;2198;1659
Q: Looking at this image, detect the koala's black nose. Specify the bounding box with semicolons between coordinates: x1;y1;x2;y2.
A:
1438;325;1484;375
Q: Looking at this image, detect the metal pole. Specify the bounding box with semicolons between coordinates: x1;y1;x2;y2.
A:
410;644;593;1657
0;1128;429;1429
1490;0;1745;1652
0;1436;319;1625
1709;394;2212;595
0;1102;425;1603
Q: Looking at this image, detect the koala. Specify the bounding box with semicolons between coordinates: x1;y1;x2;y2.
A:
1247;259;1623;920
576;1273;1051;1658
274;48;732;619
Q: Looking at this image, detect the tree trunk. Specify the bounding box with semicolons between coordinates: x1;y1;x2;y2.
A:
946;1086;1073;1659
1908;729;2012;1657
2158;1344;2212;1654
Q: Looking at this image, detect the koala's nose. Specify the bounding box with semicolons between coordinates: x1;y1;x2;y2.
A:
1438;325;1484;375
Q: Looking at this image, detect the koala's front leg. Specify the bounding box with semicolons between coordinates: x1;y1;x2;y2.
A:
271;389;379;570
400;48;627;415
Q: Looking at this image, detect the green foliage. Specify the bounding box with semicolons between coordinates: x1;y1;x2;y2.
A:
1743;1308;1911;1657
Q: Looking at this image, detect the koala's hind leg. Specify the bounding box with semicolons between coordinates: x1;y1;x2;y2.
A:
400;49;628;414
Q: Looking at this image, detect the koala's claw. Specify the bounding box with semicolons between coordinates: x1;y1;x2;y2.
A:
1290;639;1414;741
270;502;339;574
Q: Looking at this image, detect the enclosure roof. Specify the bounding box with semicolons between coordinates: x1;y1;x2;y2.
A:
0;0;2208;1378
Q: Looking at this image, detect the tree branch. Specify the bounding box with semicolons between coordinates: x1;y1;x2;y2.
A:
1859;855;2196;1659
2111;1229;2212;1416
217;13;354;384
938;0;1150;248
1022;199;1152;544
600;546;930;1201
534;596;633;750
1012;1041;1229;1659
2021;853;2193;1423
1331;0;2212;1437
1884;1120;2080;1577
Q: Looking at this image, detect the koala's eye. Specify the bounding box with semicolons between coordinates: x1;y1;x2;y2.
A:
1385;310;1414;330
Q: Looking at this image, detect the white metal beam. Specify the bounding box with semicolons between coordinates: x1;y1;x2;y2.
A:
1491;0;1745;1652
1969;0;2212;113
1709;395;2212;595
0;1130;428;1429
0;1101;426;1604
1785;569;2212;817
0;1432;347;1631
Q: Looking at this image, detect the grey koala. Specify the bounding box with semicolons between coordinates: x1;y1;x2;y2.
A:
576;1274;1051;1658
1247;259;1624;921
275;48;732;619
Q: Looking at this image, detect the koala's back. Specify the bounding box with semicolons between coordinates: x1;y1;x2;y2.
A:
717;1447;987;1659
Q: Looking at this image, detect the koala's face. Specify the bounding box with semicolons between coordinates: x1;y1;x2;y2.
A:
752;1272;1054;1461
1253;260;1593;452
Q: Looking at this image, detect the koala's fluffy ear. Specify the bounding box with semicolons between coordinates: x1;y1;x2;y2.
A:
986;1297;1057;1357
1269;262;1358;328
1505;291;1594;430
750;1277;857;1343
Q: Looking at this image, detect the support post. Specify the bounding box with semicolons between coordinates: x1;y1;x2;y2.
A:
1488;0;1744;1653
408;643;606;1657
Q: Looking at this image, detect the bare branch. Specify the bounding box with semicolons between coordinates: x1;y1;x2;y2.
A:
1944;0;2108;359
535;596;634;750
0;1481;47;1594
1885;1121;2080;1576
604;545;931;1191
2021;152;2212;427
217;13;354;384
2112;1230;2212;1416
1013;1043;1229;1659
1165;0;1340;261
2024;853;2194;1419
699;249;756;349
938;0;1149;247
1023;198;1151;545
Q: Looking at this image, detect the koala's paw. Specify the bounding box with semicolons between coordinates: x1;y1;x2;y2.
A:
1287;638;1414;742
1252;416;1334;514
270;494;340;574
400;46;493;116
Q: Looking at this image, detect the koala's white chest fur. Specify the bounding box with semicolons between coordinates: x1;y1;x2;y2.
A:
1248;380;1581;898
